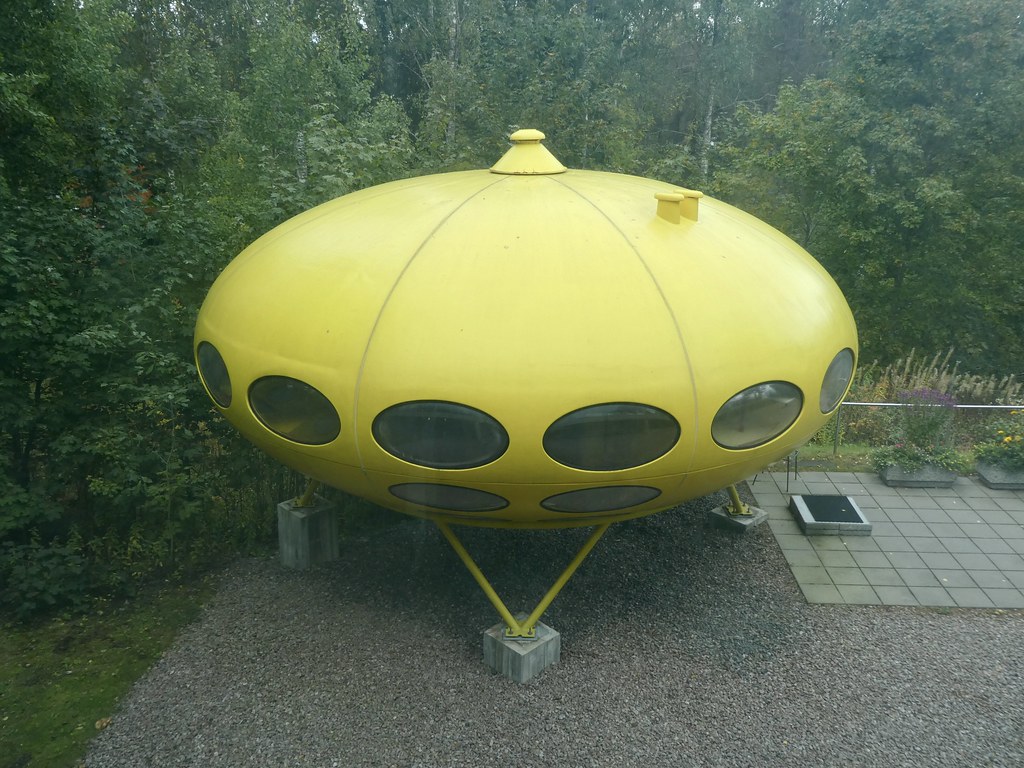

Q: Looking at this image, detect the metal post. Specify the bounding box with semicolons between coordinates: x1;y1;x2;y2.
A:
436;520;612;639
833;404;843;457
295;479;320;508
518;523;611;636
435;521;524;635
726;484;750;516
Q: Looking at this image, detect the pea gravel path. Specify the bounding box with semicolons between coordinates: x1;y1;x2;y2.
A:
86;488;1024;767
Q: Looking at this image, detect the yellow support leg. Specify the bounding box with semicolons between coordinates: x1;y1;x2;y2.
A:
436;521;525;636
435;520;612;639
726;484;751;516
294;479;321;508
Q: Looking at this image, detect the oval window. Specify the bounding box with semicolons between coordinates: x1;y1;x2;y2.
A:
820;348;855;413
712;382;803;449
249;376;341;445
541;486;661;514
389;483;509;512
543;403;680;471
196;341;232;408
373;401;508;469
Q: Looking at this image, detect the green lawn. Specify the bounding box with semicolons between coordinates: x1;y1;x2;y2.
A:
0;579;214;768
772;441;880;473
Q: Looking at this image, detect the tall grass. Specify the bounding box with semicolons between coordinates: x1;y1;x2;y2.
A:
814;350;1023;451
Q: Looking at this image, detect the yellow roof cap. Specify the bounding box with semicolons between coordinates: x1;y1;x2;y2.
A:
490;129;567;175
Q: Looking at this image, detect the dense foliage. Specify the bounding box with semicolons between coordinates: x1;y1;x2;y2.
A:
2;0;1022;617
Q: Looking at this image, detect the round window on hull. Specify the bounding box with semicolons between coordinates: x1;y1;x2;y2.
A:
712;382;803;450
373;401;508;469
541;486;661;514
249;376;341;445
543;403;681;471
389;483;509;512
196;341;232;408
820;348;855;413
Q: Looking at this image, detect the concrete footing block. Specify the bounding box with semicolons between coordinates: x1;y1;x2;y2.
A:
277;496;339;570
708;505;769;531
483;618;561;683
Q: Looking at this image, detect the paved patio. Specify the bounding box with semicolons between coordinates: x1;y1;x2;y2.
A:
750;469;1024;608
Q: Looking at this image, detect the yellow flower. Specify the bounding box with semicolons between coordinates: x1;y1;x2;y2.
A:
997;430;1005;435
1004;436;1013;443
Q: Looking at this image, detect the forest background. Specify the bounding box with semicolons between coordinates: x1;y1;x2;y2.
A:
2;0;1022;618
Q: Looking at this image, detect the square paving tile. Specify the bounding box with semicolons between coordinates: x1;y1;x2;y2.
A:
775;533;815;551
926;522;963;537
947;508;986;524
844;538;881;551
885;551;927;569
818;550;858;568
976;539;1015;555
993;525;1024;540
939;538;982;554
836;584;879;604
984;589;1024;608
958;523;1000;538
826;567;868;585
919;552;961;569
874;585;918;605
908;586;956;606
884;507;918;520
783;550;824;567
966;497;1003;511
952;553;998;570
799;583;843;603
907;537;948;553
977;509;1016;525
988;553;1024;571
869;522;901;537
933;569;978;588
791;566;833;585
863;568;904;586
810;537;851;551
897;568;941;587
969;571;1014;589
917;509;955;524
947;588;995;607
874;536;915;552
851;550;891;568
895;522;933;538
769;519;804;536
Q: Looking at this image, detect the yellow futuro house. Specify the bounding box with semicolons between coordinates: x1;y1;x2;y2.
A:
195;129;857;530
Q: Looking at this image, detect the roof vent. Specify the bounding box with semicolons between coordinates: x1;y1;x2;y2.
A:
490;129;567;176
655;189;703;223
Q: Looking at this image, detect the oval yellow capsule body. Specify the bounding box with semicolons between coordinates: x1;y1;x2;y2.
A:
195;132;857;528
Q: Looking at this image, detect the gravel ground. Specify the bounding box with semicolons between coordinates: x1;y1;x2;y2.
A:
86;488;1024;768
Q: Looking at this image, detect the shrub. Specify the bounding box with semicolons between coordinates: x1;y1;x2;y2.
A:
974;410;1024;471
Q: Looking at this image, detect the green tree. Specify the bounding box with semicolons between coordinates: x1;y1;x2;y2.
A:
718;0;1024;375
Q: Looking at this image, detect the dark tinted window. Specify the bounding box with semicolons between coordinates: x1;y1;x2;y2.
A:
541;486;661;513
543;403;680;470
196;341;231;407
249;376;341;445
389;483;509;512
373;401;508;469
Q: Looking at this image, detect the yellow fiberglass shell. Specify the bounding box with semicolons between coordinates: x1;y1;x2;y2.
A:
194;135;857;528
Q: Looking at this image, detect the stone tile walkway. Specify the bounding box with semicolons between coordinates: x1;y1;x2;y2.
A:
750;470;1024;608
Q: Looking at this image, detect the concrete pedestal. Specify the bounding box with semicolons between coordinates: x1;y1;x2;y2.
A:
708;504;768;531
483;619;561;683
277;496;339;570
